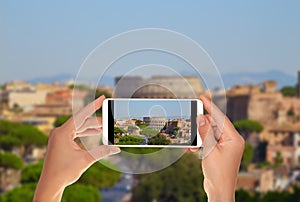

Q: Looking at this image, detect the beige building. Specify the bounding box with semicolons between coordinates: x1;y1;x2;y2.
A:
227;80;300;125
3;80;34;91
7;91;48;111
237;169;274;193
266;123;300;167
114;76;204;98
143;117;166;132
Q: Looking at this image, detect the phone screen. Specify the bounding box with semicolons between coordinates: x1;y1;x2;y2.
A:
106;99;198;146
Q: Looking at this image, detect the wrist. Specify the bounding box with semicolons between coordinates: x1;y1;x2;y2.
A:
204;179;235;202
34;175;66;202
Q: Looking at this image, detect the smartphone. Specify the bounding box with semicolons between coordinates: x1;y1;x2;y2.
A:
102;98;203;148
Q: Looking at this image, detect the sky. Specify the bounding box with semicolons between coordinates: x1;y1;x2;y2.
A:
1;0;300;84
113;100;191;119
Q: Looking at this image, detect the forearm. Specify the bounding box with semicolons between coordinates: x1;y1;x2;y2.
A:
33;176;65;202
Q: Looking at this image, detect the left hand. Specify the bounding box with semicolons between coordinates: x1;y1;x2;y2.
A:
34;95;120;202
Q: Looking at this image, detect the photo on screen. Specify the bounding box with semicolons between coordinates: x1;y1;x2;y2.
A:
109;100;197;146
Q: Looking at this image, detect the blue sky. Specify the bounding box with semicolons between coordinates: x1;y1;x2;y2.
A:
114;100;191;119
1;1;300;84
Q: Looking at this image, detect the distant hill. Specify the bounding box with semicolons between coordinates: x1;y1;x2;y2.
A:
220;70;297;89
27;70;297;90
28;73;115;86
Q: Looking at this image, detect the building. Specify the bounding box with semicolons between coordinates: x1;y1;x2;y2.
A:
3;80;34;91
7;91;48;111
114;76;144;98
143;117;166;131
298;71;300;98
266;123;300;167
114;75;204;98
226;79;300;124
164;119;191;139
0;90;8;110
226;80;280;122
237;169;274;192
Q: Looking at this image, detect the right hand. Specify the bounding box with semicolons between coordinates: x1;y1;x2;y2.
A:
197;96;245;202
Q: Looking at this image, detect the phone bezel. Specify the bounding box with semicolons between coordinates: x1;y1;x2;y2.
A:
102;98;203;148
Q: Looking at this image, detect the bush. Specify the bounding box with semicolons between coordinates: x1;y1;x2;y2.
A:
0;120;48;147
62;183;101;202
1;183;36;202
21;161;43;183
78;160;121;188
234;119;263;133
53;115;71;127
0;152;23;169
0;135;21;151
131;153;206;202
281;85;297;97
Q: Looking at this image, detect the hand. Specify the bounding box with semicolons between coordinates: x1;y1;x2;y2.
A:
197;96;245;202
34;95;120;202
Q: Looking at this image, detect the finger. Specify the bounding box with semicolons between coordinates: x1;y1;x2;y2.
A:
77;117;102;133
74;95;105;129
189;114;212;153
199;95;225;120
200;96;239;140
75;128;102;138
199;95;234;137
197;114;210;142
88;145;121;163
197;113;221;159
188;148;199;152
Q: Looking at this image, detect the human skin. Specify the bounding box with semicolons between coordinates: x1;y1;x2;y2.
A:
34;95;244;202
33;95;121;202
196;95;245;202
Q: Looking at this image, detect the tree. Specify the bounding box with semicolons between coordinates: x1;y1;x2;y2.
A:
53;115;71;127
77;160;121;189
0;183;36;202
281;85;297;97
12;103;23;113
148;134;171;145
0;135;21;151
0;183;101;202
235;189;255;202
0;120;48;158
117;135;144;145
241;143;254;171
0;120;48;147
233;119;263;139
131;153;206;202
274;151;283;168
62;184;101;202
21;161;43;183
114;126;126;135
0;152;23;169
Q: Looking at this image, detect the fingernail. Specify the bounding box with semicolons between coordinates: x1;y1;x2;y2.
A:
109;147;121;155
197;116;206;127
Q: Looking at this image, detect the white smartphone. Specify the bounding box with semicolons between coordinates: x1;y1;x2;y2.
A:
102;98;203;148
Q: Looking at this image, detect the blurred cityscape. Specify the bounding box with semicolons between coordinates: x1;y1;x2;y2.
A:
0;71;300;201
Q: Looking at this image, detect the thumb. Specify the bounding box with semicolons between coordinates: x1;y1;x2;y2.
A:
197;114;218;159
197;114;210;142
88;145;121;162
